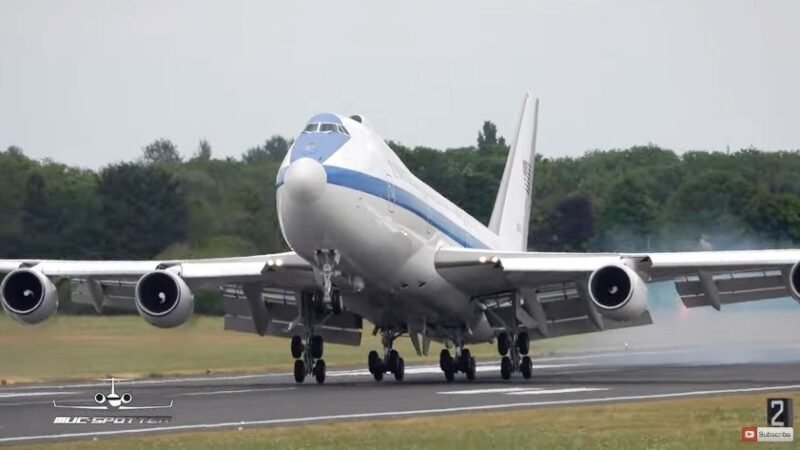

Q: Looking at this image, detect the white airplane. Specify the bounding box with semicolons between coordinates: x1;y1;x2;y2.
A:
2;93;799;385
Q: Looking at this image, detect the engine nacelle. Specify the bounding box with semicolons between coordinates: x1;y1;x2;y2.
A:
0;268;59;324
587;264;648;321
787;261;800;301
134;270;194;328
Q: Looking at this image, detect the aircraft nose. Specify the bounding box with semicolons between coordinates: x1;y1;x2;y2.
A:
283;157;327;203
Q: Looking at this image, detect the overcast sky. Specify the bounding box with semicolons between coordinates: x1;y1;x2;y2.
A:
0;0;798;168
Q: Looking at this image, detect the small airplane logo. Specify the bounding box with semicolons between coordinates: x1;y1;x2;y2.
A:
53;378;173;410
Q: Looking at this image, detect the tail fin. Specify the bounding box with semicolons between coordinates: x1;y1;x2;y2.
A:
488;93;539;251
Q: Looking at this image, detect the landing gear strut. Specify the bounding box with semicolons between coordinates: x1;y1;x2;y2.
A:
497;331;532;380
314;249;343;314
367;328;405;382
439;339;476;382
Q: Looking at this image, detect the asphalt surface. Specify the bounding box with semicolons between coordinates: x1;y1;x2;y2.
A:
1;345;799;445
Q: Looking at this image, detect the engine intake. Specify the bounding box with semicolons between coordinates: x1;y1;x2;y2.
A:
0;268;59;324
787;261;800;301
135;270;194;328
587;264;648;321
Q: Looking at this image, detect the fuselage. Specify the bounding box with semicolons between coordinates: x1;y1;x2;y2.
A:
276;113;498;342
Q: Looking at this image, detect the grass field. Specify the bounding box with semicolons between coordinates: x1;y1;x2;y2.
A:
0;315;582;383
9;391;798;449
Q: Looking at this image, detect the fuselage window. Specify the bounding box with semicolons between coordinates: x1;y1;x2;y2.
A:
304;123;319;133
319;123;338;133
337;124;350;135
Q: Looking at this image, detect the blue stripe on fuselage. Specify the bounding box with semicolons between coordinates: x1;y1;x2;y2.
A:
277;165;489;249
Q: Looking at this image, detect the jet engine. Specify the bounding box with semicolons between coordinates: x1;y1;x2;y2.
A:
134;270;194;328
787;261;800;301
587;264;648;321
0;268;59;324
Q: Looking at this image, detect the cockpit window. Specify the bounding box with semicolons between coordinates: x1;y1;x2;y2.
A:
319;123;338;133
303;122;349;136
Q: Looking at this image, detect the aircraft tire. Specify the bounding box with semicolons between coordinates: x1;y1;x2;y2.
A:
314;359;326;384
291;335;304;359
394;357;405;381
294;359;306;383
500;356;512;380
520;356;533;379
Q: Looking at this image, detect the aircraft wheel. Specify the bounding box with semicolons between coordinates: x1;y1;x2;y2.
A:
314;359;326;384
460;348;472;372
290;335;304;359
500;356;512;380
368;350;381;374
387;349;400;373
310;335;324;359
520;356;533;379
444;368;455;382
497;332;510;356
294;359;306;383
439;349;453;371
465;357;476;381
517;332;530;355
373;370;384;381
394;357;405;381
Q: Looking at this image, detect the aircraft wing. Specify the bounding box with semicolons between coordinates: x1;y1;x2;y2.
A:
435;248;800;339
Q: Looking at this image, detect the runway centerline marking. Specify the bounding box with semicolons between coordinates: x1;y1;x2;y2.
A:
437;387;531;395
0;391;78;399
506;387;609;395
437;387;609;396
2;383;800;444
173;387;296;397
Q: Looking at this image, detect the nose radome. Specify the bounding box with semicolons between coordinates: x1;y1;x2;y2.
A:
283;158;327;203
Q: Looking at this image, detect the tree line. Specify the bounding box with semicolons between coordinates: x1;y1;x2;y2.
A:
2;122;799;312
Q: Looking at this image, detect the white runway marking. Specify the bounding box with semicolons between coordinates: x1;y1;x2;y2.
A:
506;387;609;395
173;387;296;397
437;387;608;396
437;387;531;395
2;383;800;444
0;391;77;399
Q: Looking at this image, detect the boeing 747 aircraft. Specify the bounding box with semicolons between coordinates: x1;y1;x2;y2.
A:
2;93;799;384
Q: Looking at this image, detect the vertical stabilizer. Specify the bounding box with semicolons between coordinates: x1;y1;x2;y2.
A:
488;93;539;251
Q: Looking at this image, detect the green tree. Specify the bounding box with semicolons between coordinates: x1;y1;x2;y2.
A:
477;121;507;152
97;163;189;258
242;136;291;163
142;139;182;164
193;139;212;161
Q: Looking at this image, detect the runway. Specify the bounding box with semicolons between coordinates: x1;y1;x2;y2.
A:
1;345;799;445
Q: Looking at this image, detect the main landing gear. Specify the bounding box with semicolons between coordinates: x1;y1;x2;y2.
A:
439;343;477;382
367;329;406;382
497;331;532;380
291;333;327;385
